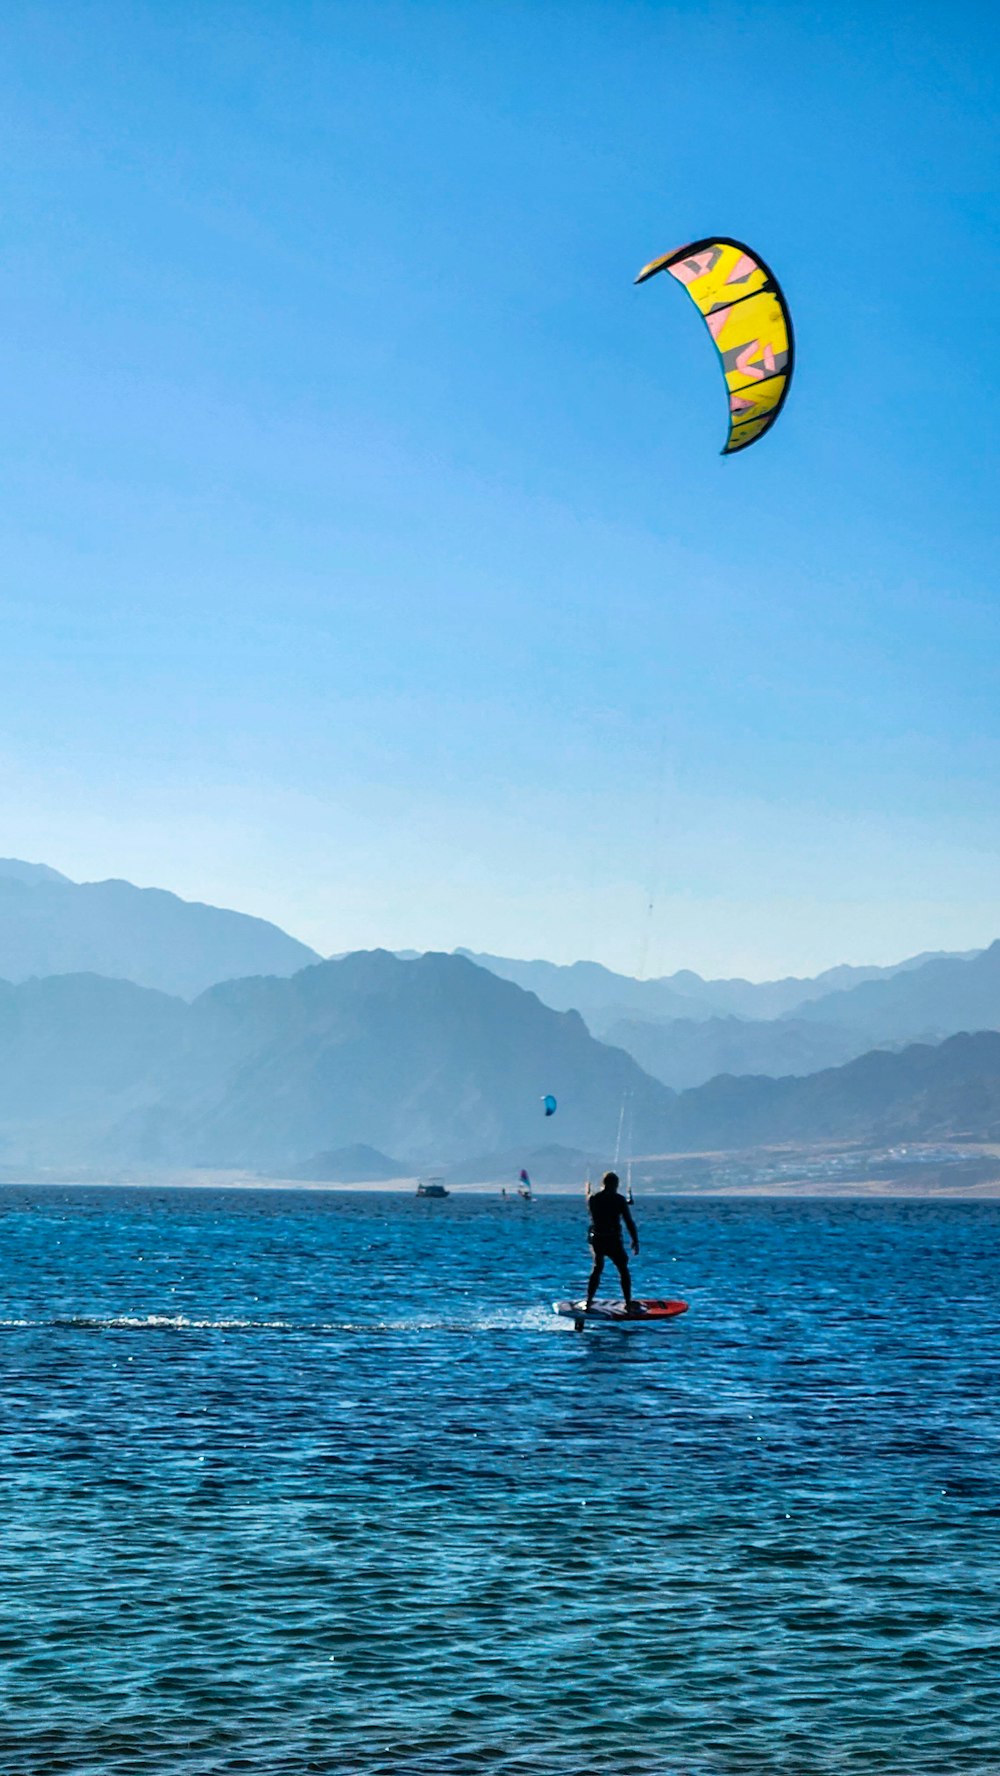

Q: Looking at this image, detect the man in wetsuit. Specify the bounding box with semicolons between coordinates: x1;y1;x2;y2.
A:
585;1171;640;1312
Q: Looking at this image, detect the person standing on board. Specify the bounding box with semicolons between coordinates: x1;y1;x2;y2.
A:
585;1171;640;1312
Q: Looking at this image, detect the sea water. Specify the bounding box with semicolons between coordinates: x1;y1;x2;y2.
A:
1;1186;998;1776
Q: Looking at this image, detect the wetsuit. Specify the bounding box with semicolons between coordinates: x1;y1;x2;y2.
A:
586;1188;638;1307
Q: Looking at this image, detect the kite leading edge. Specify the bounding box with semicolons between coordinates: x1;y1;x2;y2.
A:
636;237;794;455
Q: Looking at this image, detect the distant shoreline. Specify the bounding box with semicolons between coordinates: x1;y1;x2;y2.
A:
2;1170;999;1200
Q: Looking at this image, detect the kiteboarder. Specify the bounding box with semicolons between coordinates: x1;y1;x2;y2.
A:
585;1171;640;1313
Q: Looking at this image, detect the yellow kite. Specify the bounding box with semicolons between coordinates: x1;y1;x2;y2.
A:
636;237;793;455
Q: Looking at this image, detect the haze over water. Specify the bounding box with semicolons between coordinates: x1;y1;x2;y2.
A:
2;1185;998;1775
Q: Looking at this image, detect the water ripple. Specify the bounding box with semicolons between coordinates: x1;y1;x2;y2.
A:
0;1187;998;1775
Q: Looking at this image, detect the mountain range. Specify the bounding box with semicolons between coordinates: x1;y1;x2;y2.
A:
654;1031;1000;1152
0;859;998;1173
599;1013;876;1093
458;945;979;1025
0;859;319;998
4;859;994;1080
0;950;671;1170
461;945;1000;1089
1;948;999;1174
788;943;1000;1041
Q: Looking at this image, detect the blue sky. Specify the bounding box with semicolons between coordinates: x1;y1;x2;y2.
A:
1;1;997;977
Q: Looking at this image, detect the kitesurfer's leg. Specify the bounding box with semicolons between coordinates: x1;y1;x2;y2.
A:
609;1242;633;1309
585;1247;604;1308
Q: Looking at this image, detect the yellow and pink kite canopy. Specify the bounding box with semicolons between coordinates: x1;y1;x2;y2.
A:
636;237;793;455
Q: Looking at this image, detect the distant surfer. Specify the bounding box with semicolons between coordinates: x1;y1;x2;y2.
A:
585;1171;639;1313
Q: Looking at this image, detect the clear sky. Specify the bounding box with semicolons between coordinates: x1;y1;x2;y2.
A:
1;1;997;978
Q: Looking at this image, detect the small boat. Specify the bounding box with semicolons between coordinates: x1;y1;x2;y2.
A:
416;1178;449;1199
517;1167;533;1202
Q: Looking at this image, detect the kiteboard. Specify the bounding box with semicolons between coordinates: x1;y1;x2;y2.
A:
553;1297;689;1328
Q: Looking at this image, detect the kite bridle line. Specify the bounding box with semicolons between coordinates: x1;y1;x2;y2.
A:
611;1088;636;1207
612;722;673;1214
613;1093;627;1169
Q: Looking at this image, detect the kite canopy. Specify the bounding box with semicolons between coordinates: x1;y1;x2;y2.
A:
636;237;793;455
542;1094;557;1117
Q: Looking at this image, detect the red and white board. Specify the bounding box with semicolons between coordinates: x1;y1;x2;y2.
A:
553;1297;689;1326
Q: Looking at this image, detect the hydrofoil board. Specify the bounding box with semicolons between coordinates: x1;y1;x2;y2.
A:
553;1297;688;1327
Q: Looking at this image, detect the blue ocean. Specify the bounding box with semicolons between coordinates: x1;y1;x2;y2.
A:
1;1186;998;1776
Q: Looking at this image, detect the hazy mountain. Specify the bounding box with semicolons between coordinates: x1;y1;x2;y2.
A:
282;1143;409;1182
456;952;709;1022
5;853;986;1059
121;951;674;1169
644;952;979;1020
4;950;1000;1172
658;1031;1000;1151
0;950;674;1170
459;946;980;1027
0;860;319;998
602;1013;882;1091
0;858;70;886
0;973;186;1162
788;942;1000;1042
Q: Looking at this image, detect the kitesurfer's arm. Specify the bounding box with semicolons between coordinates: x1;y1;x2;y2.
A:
621;1199;639;1255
